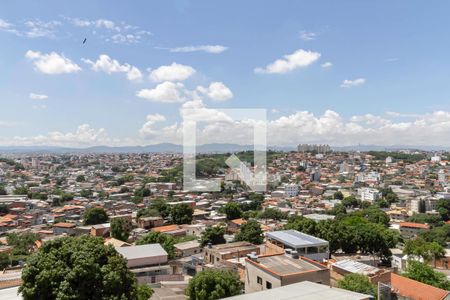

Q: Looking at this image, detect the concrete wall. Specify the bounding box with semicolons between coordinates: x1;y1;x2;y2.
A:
127;254;167;268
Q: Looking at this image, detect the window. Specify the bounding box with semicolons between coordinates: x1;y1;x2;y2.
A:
266;281;272;289
257;276;262;285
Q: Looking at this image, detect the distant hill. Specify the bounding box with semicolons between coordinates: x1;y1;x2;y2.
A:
0;143;295;154
0;143;447;154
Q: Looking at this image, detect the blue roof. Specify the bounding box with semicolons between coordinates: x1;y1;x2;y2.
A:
267;230;328;248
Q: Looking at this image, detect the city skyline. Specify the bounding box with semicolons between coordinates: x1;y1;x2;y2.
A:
2;1;450;147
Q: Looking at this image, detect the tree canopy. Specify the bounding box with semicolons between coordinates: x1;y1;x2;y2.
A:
19;235;141;300
83;207;109;225
404;261;450;290
110;218;131;242
171;203;194;225
337;273;377;297
201;226;226;246
404;237;445;263
186;269;242;300
235;220;263;245
136;231;176;259
223;202;242;220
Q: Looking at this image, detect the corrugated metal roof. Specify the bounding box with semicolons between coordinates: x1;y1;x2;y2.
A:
116;244;167;259
332;259;380;276
266;230;328;248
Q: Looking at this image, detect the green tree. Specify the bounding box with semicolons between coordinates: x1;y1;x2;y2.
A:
76;175;86;182
19;235;140;300
404;261;450;290
404;238;445;264
171;203;193;225
0;203;9;215
136;232;175;259
80;189;93;198
137;208;160;219
333;191;344;200
235;220;263;245
83;207;109;225
223;202;242;220
7;232;39;256
408;213;443;227
0;186;7;195
342;195;359;208
111;218;131;242
149;198;171;218
186;269;243;300
337;273;377;297
258;208;287;221
137;285;153;300
13;186;29;195
0;252;9;269
201;226;226;246
437;199;450;221
284;216;317;235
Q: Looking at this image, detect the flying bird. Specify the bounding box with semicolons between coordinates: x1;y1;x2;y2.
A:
83;38;87;44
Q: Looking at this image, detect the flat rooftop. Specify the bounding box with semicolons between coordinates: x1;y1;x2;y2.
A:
226;281;370;300
266;230;328;248
116;244;167;260
332;259;381;276
209;241;259;255
252;254;324;276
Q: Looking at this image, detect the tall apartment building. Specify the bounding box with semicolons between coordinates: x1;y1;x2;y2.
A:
297;144;331;153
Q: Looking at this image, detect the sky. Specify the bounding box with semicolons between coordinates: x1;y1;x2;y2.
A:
2;1;450;147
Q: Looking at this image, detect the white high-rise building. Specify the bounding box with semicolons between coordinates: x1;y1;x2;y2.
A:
358;188;382;202
284;183;299;197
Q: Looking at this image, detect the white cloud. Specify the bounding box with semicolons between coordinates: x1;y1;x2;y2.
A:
255;49;321;74
149;63;196;82
321;62;333;68
340;78;366;88
67;17;151;44
0;124;118;148
139;114;167;138
25;50;82;74
29;93;48;100
95;19;116;30
197;82;233;101
136;81;189;103
24;20;61;38
82;54;142;81
0;18;19;35
137;106;450;147
169;45;228;54
299;30;316;41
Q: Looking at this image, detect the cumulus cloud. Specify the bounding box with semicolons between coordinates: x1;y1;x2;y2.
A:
136;81;190;103
139;114;168;138
196;82;233;101
29;93;48;100
341;78;366;88
0;124;118;148
321;62;333;68
255;49;321;74
169;45;228;54
149;63;196;82
135;101;450;148
25;50;81;74
82;54;142;81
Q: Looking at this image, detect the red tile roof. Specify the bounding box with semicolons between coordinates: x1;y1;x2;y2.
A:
399;222;430;229
391;273;449;300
